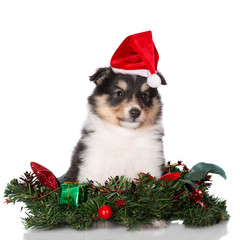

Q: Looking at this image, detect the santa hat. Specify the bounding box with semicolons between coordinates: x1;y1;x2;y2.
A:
110;31;161;88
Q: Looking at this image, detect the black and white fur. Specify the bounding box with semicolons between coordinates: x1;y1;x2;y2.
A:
66;67;167;184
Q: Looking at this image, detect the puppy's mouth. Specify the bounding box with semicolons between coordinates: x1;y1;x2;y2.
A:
118;117;142;129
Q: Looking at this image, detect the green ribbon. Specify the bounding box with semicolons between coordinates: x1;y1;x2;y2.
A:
59;181;86;206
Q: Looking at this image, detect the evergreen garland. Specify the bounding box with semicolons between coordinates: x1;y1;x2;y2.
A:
4;162;229;230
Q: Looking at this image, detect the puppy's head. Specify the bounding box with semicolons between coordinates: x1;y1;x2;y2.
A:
88;67;166;129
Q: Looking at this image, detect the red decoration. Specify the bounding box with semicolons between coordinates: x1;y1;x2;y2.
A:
98;205;113;219
110;31;161;88
140;172;154;180
191;188;204;207
114;190;126;207
5;199;11;204
159;172;181;181
110;31;158;74
30;162;59;190
134;172;154;181
115;199;126;207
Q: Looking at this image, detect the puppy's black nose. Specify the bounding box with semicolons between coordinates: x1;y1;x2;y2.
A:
129;108;141;119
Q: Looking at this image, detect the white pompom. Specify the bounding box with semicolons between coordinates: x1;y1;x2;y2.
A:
147;74;161;88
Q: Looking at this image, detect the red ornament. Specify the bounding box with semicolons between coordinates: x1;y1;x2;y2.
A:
98;205;113;219
30;162;59;190
159;172;181;181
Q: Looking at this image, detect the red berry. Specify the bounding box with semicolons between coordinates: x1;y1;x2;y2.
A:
98;205;113;219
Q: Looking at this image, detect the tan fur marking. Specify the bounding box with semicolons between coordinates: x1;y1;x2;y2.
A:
112;101;126;120
95;95;127;126
141;82;150;92
96;68;111;85
140;98;161;128
95;95;119;125
96;79;102;85
117;80;128;91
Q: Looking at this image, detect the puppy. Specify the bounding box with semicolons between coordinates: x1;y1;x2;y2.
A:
66;67;166;184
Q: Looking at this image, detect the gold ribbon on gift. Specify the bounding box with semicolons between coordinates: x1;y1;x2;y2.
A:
63;181;85;206
63;181;79;185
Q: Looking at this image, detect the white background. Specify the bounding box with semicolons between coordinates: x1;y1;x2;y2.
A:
0;0;239;239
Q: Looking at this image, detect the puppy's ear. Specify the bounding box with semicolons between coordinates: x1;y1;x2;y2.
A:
157;71;167;85
89;67;112;85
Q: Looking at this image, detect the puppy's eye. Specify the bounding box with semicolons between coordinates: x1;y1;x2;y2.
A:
116;90;124;97
142;93;149;99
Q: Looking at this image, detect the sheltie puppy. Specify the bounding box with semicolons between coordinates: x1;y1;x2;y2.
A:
66;67;167;184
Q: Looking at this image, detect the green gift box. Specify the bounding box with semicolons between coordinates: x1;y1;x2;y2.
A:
59;181;87;206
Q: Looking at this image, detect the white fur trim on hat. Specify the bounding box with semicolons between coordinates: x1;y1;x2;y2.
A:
111;68;151;78
112;67;160;88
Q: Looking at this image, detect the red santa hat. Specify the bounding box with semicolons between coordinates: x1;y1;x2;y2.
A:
110;31;161;88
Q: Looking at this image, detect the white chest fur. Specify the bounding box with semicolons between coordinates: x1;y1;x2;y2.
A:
77;112;164;184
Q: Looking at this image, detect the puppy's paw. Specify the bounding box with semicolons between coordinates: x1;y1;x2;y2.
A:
140;220;168;229
91;220;116;229
152;220;168;228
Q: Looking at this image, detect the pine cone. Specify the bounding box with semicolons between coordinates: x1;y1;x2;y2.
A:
198;174;212;189
19;171;41;190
